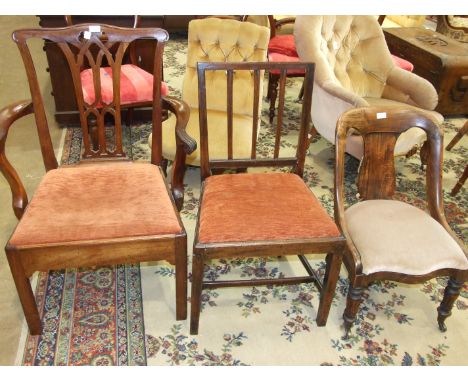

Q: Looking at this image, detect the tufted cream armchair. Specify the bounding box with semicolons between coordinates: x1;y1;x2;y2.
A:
294;15;443;159
149;18;270;169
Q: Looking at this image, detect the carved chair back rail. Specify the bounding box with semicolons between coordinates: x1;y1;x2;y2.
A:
196;61;315;180
13;24;167;164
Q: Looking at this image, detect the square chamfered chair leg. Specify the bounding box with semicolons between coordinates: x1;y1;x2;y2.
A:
190;253;205;335
6;248;42;335
175;234;188;321
316;252;343;327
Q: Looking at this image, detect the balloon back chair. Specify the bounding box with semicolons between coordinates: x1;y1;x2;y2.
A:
189;61;346;334
294;15;444;160
334;106;468;338
1;24;195;334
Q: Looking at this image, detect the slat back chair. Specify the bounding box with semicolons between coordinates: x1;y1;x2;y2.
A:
197;61;311;179
190;61;346;334
334;106;468;338
2;25;195;335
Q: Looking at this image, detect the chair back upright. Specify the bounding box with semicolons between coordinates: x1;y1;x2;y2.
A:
197;61;315;180
13;24;168;165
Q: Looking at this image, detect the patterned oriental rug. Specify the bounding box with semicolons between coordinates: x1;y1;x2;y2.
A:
16;38;467;366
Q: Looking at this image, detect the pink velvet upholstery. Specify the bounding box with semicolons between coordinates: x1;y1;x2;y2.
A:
80;64;168;106
391;54;414;72
9;162;182;246
268;34;298;57
198;173;341;244
268;52;305;75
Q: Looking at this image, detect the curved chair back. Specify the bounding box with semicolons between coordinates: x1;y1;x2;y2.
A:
182;18;270;116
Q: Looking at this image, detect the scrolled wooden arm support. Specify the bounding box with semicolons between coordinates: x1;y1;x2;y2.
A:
0;100;34;219
161;96;196;211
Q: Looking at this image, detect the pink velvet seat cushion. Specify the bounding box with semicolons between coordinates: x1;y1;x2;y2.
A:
391;54;414;72
268;35;298;57
268;52;305;75
9;162;182;247
198;173;341;244
80;64;168;106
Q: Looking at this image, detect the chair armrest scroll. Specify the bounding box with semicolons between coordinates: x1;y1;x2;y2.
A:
0;100;34;219
161;96;196;155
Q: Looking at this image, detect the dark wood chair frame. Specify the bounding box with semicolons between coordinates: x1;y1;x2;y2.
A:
63;15;159;128
266;15;306;123
189;61;346;335
446;120;468;196
1;24;197;335
334;106;468;338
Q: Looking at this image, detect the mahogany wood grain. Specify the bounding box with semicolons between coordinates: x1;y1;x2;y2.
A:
334;106;468;338
190;61;345;334
1;25;196;335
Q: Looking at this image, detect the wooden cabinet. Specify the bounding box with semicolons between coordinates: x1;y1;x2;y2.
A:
384;27;468;116
38;15;195;126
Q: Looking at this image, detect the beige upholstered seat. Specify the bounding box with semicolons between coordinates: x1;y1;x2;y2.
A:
345;200;468;275
151;18;270;166
294;15;443;159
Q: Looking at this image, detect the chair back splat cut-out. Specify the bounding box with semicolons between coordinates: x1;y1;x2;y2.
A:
13;24;168;162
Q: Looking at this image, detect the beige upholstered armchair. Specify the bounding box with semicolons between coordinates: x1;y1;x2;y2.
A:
149;18;270;171
294;15;443;159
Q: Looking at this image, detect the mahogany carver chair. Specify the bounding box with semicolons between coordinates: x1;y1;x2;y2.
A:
1;24;196;335
148;18;270;176
64;15;168;128
294;15;444;161
334;106;468;338
190;61;346;334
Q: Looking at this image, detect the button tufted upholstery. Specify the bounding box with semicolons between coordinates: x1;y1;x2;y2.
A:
150;18;270;165
294;16;442;159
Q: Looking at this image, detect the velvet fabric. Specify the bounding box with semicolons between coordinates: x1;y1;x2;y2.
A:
268;52;305;75
9;162;182;246
268;34;298;57
80;64;168;106
198;173;341;244
345;200;468;275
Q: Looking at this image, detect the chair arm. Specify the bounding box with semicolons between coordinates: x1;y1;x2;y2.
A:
161;96;195;211
0;100;34;219
322;80;369;108
161;96;196;155
383;67;439;110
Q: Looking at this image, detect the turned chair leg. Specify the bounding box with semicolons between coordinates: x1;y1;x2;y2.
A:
316;252;342;326
298;81;305;101
160;158;169;177
437;277;464;332
268;74;279;123
342;285;364;339
175;236;188;321
419;140;429;170
190;254;204;335
6;250;42;335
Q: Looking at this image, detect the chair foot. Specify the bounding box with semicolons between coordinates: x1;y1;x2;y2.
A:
190;254;204;335
437;278;463;333
316;253;342;327
175;236;188;321
342;285;364;338
6;250;42;335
